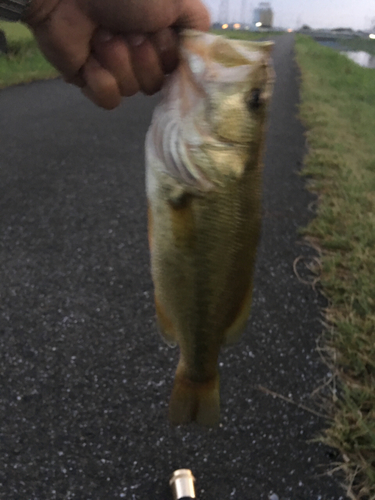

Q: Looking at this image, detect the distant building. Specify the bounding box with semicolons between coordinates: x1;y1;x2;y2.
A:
253;2;273;28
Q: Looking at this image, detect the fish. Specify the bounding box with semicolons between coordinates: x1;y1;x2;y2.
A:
145;30;274;426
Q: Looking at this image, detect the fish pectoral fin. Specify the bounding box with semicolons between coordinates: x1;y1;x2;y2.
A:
223;287;254;346
169;366;220;426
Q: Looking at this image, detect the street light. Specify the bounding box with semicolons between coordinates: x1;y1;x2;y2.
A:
369;34;375;39
256;22;262;27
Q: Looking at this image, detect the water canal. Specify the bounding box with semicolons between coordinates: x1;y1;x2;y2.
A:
317;40;375;69
342;50;375;68
316;40;375;69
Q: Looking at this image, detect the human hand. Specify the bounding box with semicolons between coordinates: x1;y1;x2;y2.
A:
24;0;210;109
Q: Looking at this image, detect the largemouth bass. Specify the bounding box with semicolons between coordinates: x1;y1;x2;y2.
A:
146;31;274;426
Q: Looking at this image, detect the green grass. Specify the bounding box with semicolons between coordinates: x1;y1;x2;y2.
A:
0;20;33;42
295;35;375;499
0;21;58;88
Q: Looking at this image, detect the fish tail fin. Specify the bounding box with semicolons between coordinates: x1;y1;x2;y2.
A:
169;366;220;426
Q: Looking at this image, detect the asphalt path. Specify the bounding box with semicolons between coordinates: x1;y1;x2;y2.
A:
0;34;345;499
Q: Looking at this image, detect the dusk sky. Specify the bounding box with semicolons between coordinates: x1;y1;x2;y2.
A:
204;0;375;30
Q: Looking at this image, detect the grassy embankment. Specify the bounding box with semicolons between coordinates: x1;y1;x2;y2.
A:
0;21;58;88
295;35;375;499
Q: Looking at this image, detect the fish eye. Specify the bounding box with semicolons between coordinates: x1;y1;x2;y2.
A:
247;88;262;111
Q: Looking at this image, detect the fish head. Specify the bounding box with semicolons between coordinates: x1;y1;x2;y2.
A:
180;31;274;145
146;31;274;193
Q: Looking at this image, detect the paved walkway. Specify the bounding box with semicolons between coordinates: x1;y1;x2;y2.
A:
0;34;345;499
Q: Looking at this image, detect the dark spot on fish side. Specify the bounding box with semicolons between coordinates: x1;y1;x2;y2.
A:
168;193;196;249
168;189;192;209
247;88;262;111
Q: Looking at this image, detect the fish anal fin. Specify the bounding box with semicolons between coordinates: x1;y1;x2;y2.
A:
224;285;254;346
154;296;177;346
169;366;220;426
